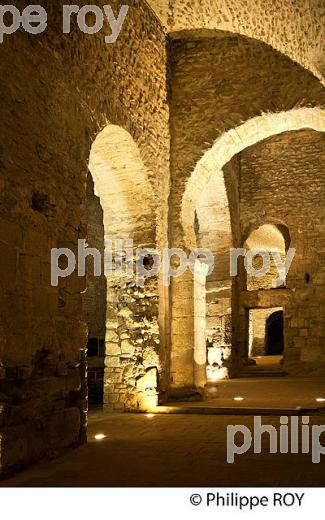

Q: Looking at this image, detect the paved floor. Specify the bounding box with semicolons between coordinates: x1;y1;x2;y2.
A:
167;377;325;411
2;409;325;487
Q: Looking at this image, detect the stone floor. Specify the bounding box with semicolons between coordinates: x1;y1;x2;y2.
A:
165;376;325;412
2;377;325;487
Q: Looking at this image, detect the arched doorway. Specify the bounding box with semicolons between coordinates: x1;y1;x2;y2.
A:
87;124;161;412
179;109;325;383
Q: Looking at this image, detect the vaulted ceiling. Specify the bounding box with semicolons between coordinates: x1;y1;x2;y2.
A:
146;0;325;84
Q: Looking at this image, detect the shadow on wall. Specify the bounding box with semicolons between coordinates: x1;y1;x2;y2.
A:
81;174;107;406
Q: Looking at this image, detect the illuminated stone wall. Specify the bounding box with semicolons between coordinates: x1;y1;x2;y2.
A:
1;0;325;478
88;124;162;412
147;0;325;84
0;0;169;474
169;33;325;390
239;129;325;373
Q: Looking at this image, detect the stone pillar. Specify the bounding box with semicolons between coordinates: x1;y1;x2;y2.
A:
104;273;160;412
170;268;207;396
170;271;195;389
193;268;207;388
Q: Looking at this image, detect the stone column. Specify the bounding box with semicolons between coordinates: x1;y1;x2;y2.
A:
170;268;207;396
193;268;207;388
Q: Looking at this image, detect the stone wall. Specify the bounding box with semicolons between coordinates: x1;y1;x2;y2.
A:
168;33;325;390
82;175;106;341
239;129;325;373
0;0;169;475
169;34;325;249
148;0;325;84
245;255;286;292
196;172;233;380
1;0;325;477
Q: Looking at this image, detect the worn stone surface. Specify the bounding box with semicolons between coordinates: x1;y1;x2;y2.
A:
148;0;325;83
239;130;325;373
0;0;169;474
169;32;325;389
0;0;325;478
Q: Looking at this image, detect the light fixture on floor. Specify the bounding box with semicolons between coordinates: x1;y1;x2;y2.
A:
233;397;245;401
145;413;155;418
207;367;229;381
94;433;107;440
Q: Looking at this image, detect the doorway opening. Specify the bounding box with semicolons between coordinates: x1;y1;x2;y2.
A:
87;337;105;405
249;307;284;371
265;310;284;356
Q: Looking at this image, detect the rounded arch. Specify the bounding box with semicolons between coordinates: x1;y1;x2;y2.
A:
147;0;325;85
87;124;160;412
89;124;155;247
182;107;325;250
244;223;289;291
243;222;291;252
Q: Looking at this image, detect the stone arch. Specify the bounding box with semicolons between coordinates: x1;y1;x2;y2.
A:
168;30;325;391
243;222;291;252
89;124;155;245
237;127;325;373
182;107;325;251
242;224;289;364
88;124;160;412
244;223;288;291
171;109;325;391
147;0;325;84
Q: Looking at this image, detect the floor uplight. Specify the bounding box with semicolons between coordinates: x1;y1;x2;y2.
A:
94;433;107;440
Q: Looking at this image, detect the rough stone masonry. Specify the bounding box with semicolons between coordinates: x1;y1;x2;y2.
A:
0;0;324;476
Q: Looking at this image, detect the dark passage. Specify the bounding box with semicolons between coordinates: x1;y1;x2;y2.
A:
265;311;284;355
87;337;105;405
